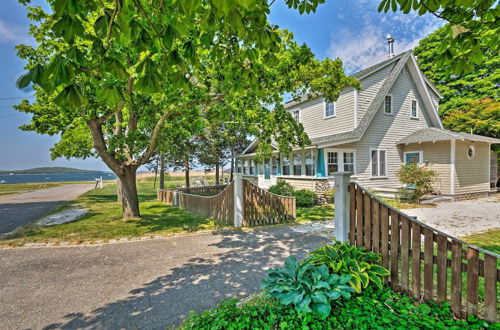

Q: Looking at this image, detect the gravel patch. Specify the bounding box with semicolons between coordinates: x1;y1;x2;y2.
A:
37;207;88;227
290;221;334;238
403;195;500;237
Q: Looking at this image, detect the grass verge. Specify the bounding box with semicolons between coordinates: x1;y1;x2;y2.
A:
0;182;221;246
296;204;334;223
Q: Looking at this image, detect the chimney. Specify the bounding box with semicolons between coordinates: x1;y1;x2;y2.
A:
386;34;395;58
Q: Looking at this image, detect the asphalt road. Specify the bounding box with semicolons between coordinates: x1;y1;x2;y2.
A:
0;184;94;235
0;226;329;329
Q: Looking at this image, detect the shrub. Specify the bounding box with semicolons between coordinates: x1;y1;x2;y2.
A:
293;189;319;207
268;180;295;196
307;241;390;293
397;163;437;203
260;256;354;318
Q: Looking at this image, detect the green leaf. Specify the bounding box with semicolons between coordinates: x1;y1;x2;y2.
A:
54;84;88;107
311;302;331;319
102;58;128;80
96;87;123;105
16;72;32;89
311;291;328;304
278;291;302;305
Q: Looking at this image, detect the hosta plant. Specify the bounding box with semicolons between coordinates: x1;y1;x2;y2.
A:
260;256;353;319
308;242;390;293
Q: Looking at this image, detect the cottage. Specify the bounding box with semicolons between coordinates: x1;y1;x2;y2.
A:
236;50;499;199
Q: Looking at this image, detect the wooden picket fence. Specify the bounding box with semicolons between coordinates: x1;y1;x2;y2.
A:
157;184;227;204
176;182;234;225
243;179;296;226
349;182;499;323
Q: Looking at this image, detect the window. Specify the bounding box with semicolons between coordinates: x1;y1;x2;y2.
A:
343;152;354;172
467;146;475;159
293;153;302;176
384;95;393;114
291;109;300;122
325;101;335;118
243;159;248;175
411;100;418;118
271;156;279;175
305;151;315;176
371;150;386;177
236;160;242;174
249;160;254;175
282;156;290;175
327;151;338;176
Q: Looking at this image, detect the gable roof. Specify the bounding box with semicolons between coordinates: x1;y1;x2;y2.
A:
397;127;500;145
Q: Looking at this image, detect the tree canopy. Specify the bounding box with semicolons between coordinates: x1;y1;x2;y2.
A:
15;0;358;218
379;0;499;75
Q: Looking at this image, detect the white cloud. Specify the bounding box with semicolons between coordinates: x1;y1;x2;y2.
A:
0;20;31;45
327;8;443;74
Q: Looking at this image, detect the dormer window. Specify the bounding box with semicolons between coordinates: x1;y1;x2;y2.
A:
384;94;393;114
325;101;335;118
411;99;418;118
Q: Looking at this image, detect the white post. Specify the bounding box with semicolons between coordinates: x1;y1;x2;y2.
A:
450;139;456;195
333;172;352;243
173;191;179;206
99;176;103;189
233;173;244;227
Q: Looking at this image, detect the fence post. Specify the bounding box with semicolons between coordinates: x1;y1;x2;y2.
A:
333;172;352;243
233;174;244;227
173;191;179;206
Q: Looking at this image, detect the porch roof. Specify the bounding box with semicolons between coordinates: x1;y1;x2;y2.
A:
397;127;500;145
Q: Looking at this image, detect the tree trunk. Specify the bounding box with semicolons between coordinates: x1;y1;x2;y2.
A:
159;153;165;190
230;148;235;182
184;156;190;188
117;167;140;219
215;162;220;185
117;179;123;203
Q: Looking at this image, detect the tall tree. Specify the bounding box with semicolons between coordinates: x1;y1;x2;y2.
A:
379;0;499;74
15;0;358;219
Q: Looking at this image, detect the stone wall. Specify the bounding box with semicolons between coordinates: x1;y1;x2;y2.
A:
313;179;333;204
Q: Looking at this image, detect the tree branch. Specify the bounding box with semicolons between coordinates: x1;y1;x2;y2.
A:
87;118;124;176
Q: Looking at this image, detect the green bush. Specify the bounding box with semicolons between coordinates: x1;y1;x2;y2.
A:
293;189;319;207
260;256;354;318
395;187;420;203
397;163;437;203
179;286;494;329
268;180;295;196
308;242;390;293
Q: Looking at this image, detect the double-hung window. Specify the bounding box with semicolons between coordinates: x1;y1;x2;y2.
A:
291;109;300;122
282;156;290;175
343;152;354;172
271;156;279;175
326;151;338;176
411;100;418;118
305;151;315;176
293;153;302;176
325;101;335;118
236;160;242;174
243;159;248;175
371;149;386;177
384;95;393;114
249;160;255;175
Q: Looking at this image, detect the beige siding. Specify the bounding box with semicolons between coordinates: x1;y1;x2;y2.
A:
278;177;315;190
455;141;490;194
344;65;434;190
403;142;451;194
289;89;355;139
490;150;498;185
356;64;395;124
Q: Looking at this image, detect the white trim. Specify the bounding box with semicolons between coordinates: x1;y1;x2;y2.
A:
488;143;491;187
384;94;394;115
324;100;336;119
353;56;401;80
450;139;456;195
353;90;358;128
324;148;357;176
370;148;388;178
404;151;423;164
410;99;419;119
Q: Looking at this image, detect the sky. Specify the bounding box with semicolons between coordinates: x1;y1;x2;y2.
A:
0;0;443;171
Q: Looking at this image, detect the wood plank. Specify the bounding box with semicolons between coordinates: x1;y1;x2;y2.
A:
411;222;421;300
356;188;363;247
400;217;410;293
450;241;462;318
466;248;479;317
483;254;497;323
380;206;389;275
423;228;434;301
349;184;356;245
363;194;372;250
373;200;380;254
390;210;399;290
436;235;448;304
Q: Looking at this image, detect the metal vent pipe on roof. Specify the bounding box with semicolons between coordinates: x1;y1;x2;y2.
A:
387;34;395;58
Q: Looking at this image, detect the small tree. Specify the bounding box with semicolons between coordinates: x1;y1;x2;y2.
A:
397;163;437;203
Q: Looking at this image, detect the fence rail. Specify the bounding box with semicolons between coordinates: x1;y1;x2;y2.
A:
243;179;296;226
349;182;499;323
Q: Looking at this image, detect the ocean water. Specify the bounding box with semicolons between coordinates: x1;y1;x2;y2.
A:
0;172;116;184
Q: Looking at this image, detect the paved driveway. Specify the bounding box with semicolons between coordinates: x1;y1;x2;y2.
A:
0;184;94;234
0;226;330;329
403;195;500;237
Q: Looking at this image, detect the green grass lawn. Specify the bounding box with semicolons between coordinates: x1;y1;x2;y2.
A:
462;229;500;256
0;182;221;246
0;182;74;197
296;204;334;223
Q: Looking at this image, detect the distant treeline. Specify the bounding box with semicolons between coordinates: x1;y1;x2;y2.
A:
0;167;105;175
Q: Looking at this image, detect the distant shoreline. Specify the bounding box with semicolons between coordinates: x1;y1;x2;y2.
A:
0;167;108;175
